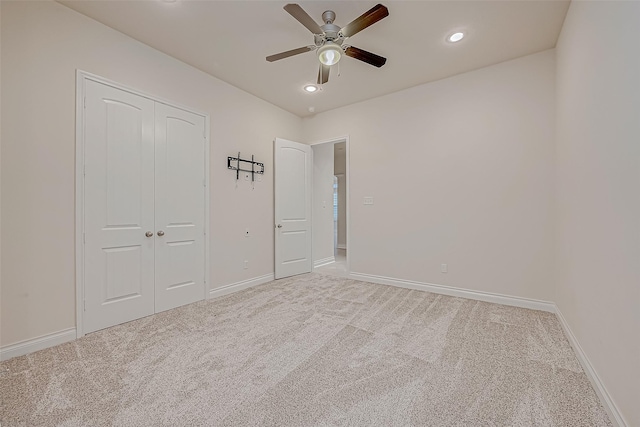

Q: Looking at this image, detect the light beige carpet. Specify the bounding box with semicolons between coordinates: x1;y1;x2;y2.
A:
0;274;611;426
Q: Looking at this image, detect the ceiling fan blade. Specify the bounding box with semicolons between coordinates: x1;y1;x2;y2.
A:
283;4;323;34
317;64;330;84
266;46;315;62
344;46;387;68
340;4;389;39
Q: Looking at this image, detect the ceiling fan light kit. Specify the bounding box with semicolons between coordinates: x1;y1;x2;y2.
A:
267;3;389;85
318;42;342;66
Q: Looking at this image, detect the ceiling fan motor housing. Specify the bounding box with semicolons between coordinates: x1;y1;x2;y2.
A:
319;10;341;42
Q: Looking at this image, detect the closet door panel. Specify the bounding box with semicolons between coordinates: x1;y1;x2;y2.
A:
154;103;206;312
83;80;156;333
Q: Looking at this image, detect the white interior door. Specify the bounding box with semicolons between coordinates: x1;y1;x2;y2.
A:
82;77;207;334
83;80;155;333
154;103;206;312
274;137;312;279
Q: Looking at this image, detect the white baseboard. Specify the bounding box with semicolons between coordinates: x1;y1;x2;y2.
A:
0;328;76;362
349;272;555;312
337;244;347;250
209;273;275;299
314;256;335;268
554;306;627;427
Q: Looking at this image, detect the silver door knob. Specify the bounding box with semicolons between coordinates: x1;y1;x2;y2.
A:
157;230;165;236
145;231;153;238
277;224;283;228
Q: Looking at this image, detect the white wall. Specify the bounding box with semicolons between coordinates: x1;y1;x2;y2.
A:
303;50;556;302
0;1;302;347
312;143;335;264
555;1;640;425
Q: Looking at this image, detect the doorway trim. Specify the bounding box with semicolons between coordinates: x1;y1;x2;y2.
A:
310;135;350;275
75;70;211;338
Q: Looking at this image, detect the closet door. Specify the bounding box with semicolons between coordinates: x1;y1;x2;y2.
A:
154;103;206;312
83;81;156;333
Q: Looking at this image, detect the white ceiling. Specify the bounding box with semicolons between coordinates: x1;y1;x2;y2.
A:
58;0;570;117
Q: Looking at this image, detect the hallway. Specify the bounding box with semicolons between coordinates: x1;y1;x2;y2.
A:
314;249;347;277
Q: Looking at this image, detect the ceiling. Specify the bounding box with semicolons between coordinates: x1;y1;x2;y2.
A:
58;0;570;117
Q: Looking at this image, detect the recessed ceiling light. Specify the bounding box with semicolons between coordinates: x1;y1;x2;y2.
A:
304;85;318;93
448;32;465;43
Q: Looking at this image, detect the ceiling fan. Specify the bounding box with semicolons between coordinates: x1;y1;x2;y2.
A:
266;3;389;85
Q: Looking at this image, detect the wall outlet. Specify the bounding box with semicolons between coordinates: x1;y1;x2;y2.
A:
244;260;249;269
441;264;448;273
364;196;374;205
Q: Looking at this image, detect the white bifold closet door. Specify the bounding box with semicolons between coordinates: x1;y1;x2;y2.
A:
83;80;205;334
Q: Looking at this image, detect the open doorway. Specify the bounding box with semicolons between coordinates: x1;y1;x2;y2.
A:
311;138;349;277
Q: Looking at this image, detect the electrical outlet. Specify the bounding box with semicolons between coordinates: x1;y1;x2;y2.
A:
244;260;249;269
364;196;374;205
441;264;448;273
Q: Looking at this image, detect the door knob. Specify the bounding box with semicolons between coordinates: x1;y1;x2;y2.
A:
145;231;153;238
157;230;165;236
277;224;283;228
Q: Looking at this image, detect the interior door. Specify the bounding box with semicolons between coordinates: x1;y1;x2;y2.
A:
154;103;206;312
83;80;155;333
274;137;312;279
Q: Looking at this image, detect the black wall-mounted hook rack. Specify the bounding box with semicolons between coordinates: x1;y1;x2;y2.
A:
227;152;265;181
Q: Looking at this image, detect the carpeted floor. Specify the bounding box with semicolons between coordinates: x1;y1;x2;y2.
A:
0;274;611;426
